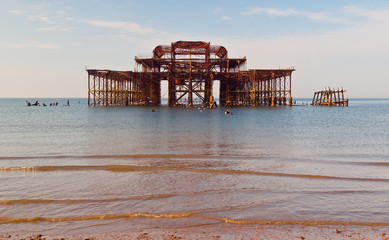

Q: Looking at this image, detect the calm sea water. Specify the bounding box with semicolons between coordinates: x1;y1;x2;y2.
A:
0;98;388;234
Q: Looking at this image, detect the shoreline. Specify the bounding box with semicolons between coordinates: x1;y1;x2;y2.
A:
2;223;388;240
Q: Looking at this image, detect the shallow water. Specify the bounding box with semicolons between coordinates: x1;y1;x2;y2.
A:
0;98;388;234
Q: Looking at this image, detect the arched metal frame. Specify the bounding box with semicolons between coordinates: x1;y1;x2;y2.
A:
87;41;295;107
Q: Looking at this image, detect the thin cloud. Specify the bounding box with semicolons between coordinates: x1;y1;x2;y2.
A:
9;10;24;15
9;9;55;24
28;14;55;24
4;42;60;49
221;16;232;21
82;19;155;34
38;26;73;32
9;5;75;27
26;2;52;11
113;34;135;42
343;5;389;20
213;7;222;15
241;7;349;24
242;7;297;17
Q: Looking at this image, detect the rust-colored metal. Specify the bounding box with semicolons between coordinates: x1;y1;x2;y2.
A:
312;87;348;106
87;41;295;107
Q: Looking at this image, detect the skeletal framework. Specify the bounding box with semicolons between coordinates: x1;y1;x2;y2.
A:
87;41;295;107
312;88;348;106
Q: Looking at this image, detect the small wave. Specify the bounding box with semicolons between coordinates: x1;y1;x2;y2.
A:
300;190;377;195
0;154;219;161
0;212;194;224
1;213;388;227
83;154;220;160
0;155;70;160
0;166;37;172
211;217;389;227
357;162;389;166
0;165;143;172
0;194;175;205
327;153;389;160
0;153;268;161
1;165;388;182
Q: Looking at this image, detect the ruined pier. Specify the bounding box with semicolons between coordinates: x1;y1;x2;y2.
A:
312;88;348;106
87;41;295;107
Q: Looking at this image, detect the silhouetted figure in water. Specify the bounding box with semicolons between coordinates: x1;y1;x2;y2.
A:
26;100;40;106
43;103;47;106
67;99;70;106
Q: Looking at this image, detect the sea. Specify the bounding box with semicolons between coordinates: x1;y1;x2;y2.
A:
0;98;388;235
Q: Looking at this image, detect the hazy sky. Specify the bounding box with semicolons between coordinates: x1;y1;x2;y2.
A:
1;0;389;98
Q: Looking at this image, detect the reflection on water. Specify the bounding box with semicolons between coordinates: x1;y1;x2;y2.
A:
0;98;388;234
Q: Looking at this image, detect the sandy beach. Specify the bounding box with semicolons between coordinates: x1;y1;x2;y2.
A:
2;223;389;240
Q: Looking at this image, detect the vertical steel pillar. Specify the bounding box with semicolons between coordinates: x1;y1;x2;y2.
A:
288;73;292;106
88;73;91;106
188;48;193;106
250;70;255;106
271;73;275;107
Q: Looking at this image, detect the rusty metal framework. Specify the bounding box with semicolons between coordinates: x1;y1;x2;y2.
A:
87;41;295;107
312;88;348;106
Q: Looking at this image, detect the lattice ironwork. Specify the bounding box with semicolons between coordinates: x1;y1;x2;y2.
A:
87;41;295;107
312;88;348;106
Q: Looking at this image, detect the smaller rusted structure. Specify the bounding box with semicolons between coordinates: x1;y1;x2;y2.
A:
312;88;348;106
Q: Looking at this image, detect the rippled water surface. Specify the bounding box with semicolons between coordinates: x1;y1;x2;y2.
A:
0;98;388;234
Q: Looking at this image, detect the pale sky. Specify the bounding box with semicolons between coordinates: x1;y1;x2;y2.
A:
1;0;389;98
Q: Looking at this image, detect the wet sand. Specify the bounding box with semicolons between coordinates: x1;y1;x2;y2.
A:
3;223;389;240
